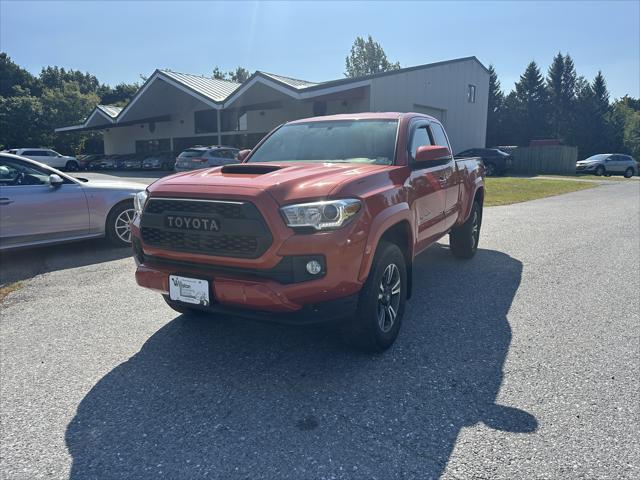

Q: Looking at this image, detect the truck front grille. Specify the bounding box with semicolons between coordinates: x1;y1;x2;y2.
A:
140;198;272;258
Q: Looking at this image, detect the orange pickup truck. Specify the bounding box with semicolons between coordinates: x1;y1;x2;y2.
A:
131;112;484;351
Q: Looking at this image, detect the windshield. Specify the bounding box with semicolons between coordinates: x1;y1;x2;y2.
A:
584;154;609;161
248;120;398;165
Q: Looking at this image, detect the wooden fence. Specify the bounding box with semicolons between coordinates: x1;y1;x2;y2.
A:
511;145;578;175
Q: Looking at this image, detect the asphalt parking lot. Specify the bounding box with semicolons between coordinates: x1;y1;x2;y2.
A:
1;181;639;479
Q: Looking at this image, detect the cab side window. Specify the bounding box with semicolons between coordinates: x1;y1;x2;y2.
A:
410;126;432;160
429;123;451;155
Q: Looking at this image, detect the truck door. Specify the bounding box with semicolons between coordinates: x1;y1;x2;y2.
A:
407;121;447;251
429;122;460;231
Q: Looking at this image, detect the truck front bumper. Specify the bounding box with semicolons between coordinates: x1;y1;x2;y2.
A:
131;213;368;320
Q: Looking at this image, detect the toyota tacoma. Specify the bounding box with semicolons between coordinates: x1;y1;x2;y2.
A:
132;113;484;351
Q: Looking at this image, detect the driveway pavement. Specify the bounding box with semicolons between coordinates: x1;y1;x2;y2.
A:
1;182;638;479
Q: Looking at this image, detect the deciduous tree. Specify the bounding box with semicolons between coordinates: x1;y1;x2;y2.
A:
345;35;400;78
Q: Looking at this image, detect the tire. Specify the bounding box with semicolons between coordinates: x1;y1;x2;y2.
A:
342;241;407;352
105;201;135;247
450;201;482;259
595;165;605;176
163;295;202;315
624;167;634;178
65;160;79;171
484;162;496;177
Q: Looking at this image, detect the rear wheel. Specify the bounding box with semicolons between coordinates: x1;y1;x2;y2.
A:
342;241;407;352
65;160;79;171
484;162;496;177
450;201;482;259
595;165;605;176
624;167;634;178
105;201;135;247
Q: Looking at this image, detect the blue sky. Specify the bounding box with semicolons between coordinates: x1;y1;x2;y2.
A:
1;1;638;98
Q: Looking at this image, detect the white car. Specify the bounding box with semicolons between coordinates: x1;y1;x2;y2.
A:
576;153;638;178
5;148;80;171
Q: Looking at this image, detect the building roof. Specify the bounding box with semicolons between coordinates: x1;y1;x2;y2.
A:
97;105;122;118
160;70;241;103
56;56;488;132
258;72;318;89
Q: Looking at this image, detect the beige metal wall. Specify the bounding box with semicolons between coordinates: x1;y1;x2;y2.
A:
103;60;488;155
103;96;371;154
368;60;489;153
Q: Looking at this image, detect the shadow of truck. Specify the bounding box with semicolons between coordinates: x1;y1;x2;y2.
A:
66;246;537;479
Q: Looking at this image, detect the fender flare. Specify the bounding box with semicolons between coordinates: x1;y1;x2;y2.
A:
357;202;414;282
458;180;485;226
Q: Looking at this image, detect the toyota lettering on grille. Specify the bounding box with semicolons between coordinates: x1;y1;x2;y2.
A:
165;215;220;232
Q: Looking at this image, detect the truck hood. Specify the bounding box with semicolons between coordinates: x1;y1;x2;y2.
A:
153;162;390;204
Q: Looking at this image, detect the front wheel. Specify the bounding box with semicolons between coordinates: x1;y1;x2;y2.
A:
624;167;634;178
105;201;135;247
342;241;407;352
450;201;482;259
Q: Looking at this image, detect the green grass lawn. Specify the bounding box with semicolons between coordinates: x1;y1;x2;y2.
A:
484;177;596;206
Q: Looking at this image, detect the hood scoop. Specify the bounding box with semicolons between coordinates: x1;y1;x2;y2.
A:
221;164;282;175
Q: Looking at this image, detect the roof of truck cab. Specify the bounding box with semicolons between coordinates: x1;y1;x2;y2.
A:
286;112;438;124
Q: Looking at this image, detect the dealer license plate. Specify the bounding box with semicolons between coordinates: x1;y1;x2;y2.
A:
169;275;210;306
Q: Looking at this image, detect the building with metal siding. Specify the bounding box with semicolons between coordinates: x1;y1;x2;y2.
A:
56;56;489;155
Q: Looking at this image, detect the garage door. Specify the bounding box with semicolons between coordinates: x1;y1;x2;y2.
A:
413;104;447;125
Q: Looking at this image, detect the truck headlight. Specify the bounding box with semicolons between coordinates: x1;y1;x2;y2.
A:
280;199;361;230
134;190;148;215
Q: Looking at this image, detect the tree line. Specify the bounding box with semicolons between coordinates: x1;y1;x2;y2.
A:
487;53;639;158
1;40;638;159
0;53;139;154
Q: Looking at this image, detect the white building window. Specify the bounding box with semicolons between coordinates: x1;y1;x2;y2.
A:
467;84;476;103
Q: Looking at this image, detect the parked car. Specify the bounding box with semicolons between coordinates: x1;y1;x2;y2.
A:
142;151;176;170
576;153;637;178
455;148;512;176
132;112;485;352
0;153;146;249
76;154;104;170
124;154;145;170
5;148;80;171
98;155;128;170
174;146;240;171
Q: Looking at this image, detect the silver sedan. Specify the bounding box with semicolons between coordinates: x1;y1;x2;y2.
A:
0;153;146;250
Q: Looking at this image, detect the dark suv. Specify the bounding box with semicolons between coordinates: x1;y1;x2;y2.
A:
175;146;240;172
456;148;513;176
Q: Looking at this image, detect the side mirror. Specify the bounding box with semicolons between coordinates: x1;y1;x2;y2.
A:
237;149;251;162
415;145;451;163
49;174;64;188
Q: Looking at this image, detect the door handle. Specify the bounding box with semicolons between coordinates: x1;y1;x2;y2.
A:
0;198;14;205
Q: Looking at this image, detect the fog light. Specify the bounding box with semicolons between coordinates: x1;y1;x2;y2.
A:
306;260;322;275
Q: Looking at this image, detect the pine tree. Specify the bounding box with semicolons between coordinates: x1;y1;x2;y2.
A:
573;76;597;156
486;64;504;147
592;71;610;116
560;54;578;141
514;61;548;144
546;52;565;137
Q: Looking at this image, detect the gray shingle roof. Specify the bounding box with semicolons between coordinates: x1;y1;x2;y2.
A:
258;72;318;89
160;70;241;103
97;105;122;118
